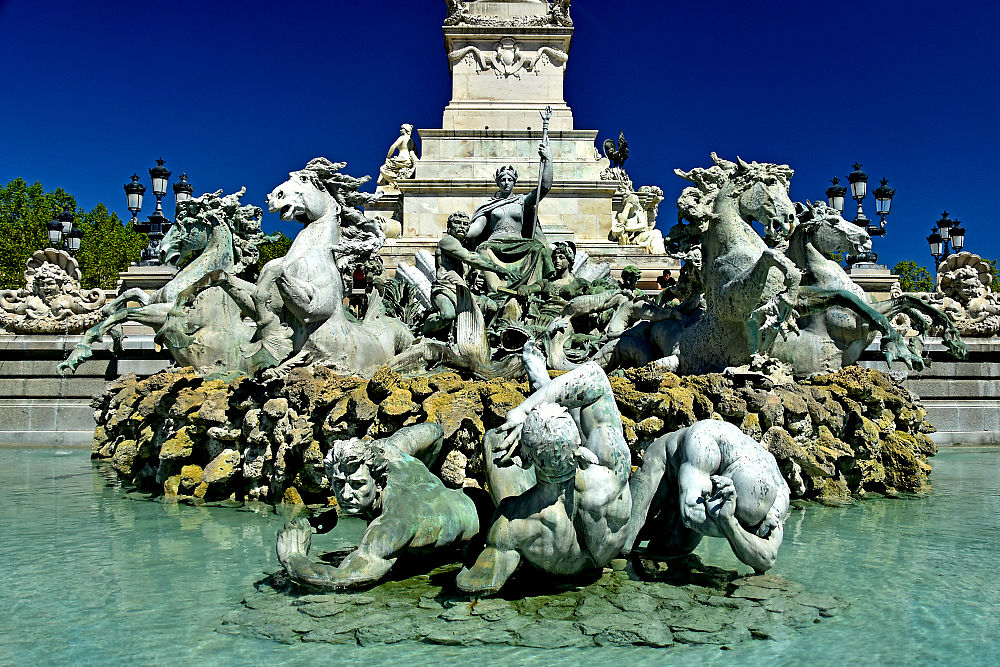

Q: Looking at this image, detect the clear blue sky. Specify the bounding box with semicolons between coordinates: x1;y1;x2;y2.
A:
1;0;997;270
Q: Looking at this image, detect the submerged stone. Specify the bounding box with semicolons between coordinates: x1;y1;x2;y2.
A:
223;558;847;649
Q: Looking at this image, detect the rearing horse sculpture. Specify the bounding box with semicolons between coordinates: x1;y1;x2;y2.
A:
543;154;802;374
771;201;967;375
658;154;802;373
58;189;265;379
187;158;413;378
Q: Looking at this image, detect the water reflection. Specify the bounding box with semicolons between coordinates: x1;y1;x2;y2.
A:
0;448;997;666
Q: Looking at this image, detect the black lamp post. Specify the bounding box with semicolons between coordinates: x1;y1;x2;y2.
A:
46;209;84;254
825;163;894;267
124;159;190;266
927;210;968;266
825;177;846;213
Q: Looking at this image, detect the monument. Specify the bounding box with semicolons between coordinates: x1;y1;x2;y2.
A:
369;0;676;285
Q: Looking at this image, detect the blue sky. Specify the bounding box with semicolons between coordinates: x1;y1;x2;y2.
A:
1;0;997;270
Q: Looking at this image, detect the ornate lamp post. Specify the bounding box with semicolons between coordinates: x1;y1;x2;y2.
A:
927;211;967;266
124;159;191;266
45;209;84;254
825;163;894;267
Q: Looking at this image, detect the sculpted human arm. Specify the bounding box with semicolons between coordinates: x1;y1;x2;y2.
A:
379;423;444;468
677;461;725;538
523;143;553;210
440;235;511;277
705;475;785;572
466;212;488;241
502;361;609;429
276;515;411;590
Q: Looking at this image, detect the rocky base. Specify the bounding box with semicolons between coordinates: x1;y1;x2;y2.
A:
91;363;937;506
219;554;846;648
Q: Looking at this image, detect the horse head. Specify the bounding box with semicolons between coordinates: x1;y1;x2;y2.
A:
267;168;341;226
160;188;262;272
160;190;223;267
792;201;871;257
734;157;797;239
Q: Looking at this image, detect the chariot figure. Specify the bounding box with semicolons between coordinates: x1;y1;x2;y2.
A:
466;143;554;291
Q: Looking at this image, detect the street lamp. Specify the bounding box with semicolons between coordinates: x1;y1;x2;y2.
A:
825;177;846;212
124;159;190;266
173;173;193;203
46;209;84;255
927;210;969;266
826;163;894;267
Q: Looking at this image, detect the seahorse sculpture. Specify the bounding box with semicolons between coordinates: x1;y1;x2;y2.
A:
58;188;265;379
771;201;967;375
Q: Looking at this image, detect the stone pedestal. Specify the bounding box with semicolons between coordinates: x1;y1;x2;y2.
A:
0;334;171;447
373;0;674;278
848;263;899;302
116;264;177;293
861;337;1000;446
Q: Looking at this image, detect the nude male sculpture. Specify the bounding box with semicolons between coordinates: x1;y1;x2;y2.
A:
456;343;632;595
276;423;479;589
422;211;512;335
624;420;790;573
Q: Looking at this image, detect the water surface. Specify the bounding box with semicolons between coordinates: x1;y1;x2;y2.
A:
0;448;997;666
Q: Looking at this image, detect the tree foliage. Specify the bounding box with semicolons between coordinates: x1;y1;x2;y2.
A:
258;232;293;266
893;260;934;293
0;178;146;290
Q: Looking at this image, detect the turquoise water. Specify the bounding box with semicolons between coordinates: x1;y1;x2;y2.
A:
0;447;997;666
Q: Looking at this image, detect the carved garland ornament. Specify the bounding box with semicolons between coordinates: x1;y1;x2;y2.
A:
444;0;573;28
448;38;568;79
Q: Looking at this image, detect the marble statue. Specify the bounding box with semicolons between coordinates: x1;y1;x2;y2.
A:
191;159;413;378
467;143;554;291
376;124;418;193
59;189;266;378
610;190;666;254
909;252;1000;337
456;344;632;595
0;249;105;334
770;201;966;375
277;423;480;589
624;420;790;573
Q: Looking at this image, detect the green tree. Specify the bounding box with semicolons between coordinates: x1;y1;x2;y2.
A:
0;178;75;289
258;232;293;266
74;204;147;289
893;260;934;292
0;178;145;290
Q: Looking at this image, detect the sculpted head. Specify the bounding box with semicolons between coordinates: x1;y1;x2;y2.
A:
794;201;871;256
447;211;471;241
551;241;576;275
519;403;580;483
941;265;987;304
400;123;413;136
621;265;641;290
327;437;382;518
267;158;351;225
724;455;789;537
31;263;71;300
494;165;518;196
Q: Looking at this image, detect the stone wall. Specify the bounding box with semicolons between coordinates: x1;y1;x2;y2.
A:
0;334;171;447
861;336;1000;445
91;364;936;506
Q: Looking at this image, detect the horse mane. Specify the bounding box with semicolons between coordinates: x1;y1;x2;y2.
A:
298;157;381;210
176;187;264;276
